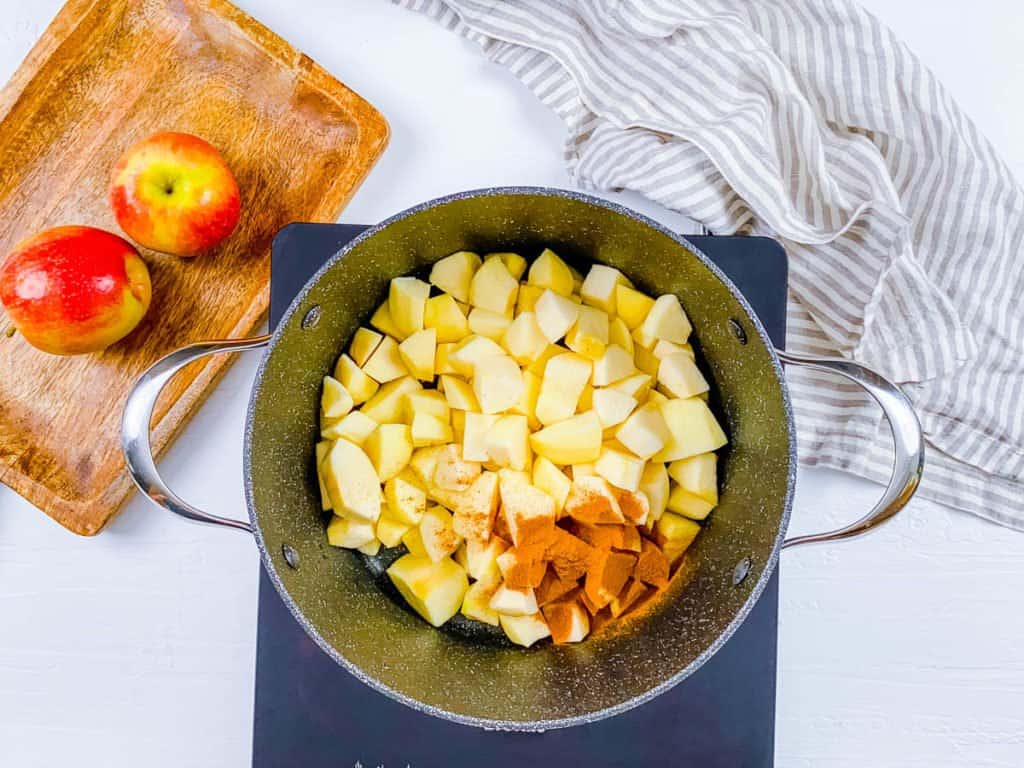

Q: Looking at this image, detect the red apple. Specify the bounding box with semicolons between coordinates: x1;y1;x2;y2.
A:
109;131;240;257
0;226;151;355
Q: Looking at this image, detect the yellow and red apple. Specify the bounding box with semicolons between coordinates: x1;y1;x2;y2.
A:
0;226;151;355
109;131;240;257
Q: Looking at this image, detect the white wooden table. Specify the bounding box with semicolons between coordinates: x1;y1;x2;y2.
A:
3;1;1023;765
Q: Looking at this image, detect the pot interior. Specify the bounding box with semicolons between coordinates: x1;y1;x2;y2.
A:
246;189;792;728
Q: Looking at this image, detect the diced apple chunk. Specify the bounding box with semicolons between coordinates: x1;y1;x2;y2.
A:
542;598;590;644
615;403;670;459
667;485;716;520
429;251;481;303
357;539;381;556
419;505;462;561
463;412;500;461
349;327;383;367
527;248;575;296
398;328;436;381
486;252;528;280
360;377;421;425
376;514;412;548
411;413;452;447
384;471;427;525
387;554;468;627
321;376;354;419
499;472;556;546
654;512;701;564
431;444;481;491
370;299;405;340
424;293;470;343
500;613;551;647
362;336;409;384
615;284;655;329
594;446;645;492
439;375;478;412
609;373;652;400
327;515;377;548
653;397;728;462
657;353;708;399
608;316;634;355
501;311;549;364
364;423;413;481
461;580;501;626
639;294;692;345
485;414;531;471
564;475;624;524
529;411;603;465
321;410;377;443
448;335;505;376
565;305;609;361
532;457;571;513
592;344;634;386
639;461;670;522
408;390;450;421
489;584;539;616
591;388;637;429
457;535;509;582
315;441;332;511
535;352;592;425
322;439;381;522
516;284;545;315
409;445;446;487
470;257;518;314
468;308;512;341
511;369;542;429
668;453;718;503
450;471;500;542
334;354;380;404
473;355;524;414
581;264;630;314
534;290;580;343
389;277;430;338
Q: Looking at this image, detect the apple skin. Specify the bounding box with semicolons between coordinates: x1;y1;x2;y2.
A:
109;132;240;257
0;226;151;355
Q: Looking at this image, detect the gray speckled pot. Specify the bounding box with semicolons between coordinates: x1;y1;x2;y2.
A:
244;188;795;731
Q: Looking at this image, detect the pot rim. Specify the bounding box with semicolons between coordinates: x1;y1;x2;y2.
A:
243;186;797;731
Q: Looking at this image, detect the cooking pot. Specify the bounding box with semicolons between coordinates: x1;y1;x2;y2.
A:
121;188;924;731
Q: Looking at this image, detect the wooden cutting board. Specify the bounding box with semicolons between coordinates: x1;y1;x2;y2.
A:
0;0;388;535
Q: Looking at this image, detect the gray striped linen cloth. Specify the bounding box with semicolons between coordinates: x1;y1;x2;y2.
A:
396;0;1024;530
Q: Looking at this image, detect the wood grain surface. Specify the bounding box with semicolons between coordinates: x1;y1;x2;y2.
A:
0;0;388;535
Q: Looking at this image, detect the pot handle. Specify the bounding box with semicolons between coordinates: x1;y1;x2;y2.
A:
778;349;925;549
120;335;272;534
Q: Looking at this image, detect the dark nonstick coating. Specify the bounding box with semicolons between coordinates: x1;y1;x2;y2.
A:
244;188;796;730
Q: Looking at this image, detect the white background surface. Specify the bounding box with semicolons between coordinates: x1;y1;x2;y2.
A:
2;1;1023;766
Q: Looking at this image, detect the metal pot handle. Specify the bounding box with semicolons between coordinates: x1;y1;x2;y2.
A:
120;335;272;534
778;349;925;549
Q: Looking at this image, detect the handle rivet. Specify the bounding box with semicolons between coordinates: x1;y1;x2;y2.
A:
732;557;752;586
282;543;300;569
729;318;747;344
301;305;321;330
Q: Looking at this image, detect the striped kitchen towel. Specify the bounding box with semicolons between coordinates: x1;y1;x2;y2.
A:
396;0;1024;530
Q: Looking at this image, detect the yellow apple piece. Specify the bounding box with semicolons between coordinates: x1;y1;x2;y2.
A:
472;354;524;414
615;284;655;330
321;376;354;419
578;383;593;412
591;388;637;429
639;294;692;345
435;342;457;375
315;440;332;511
510;369;542;429
594;445;645;492
646;390;669;408
489;584;539;616
438;375;478;412
608;315;634;355
609;372;653;401
463;412;501;462
581;263;630;314
362;336;409;384
651;339;690;360
384;471;426;525
654;397;728;462
348;327;383;367
326;515;377;549
639;461;670;522
370;299;406;341
527;248;575;296
409;444;447;488
321;409;378;444
482;414;531;471
468;308;512;341
634;343;660;377
615;403;670;459
401;525;427;557
334;354;380;404
418;505;462;562
357;539;381;556
516;283;545;315
525;344;562;376
450;470;500;542
469;257;518;314
501;311;549;364
430;444;481;491
389;276;430;338
360;376;421;424
457;536;509;582
411;412;452;448
667;485;716;520
572;462;597;479
654;512;701;564
377;514;412;548
486;251;528;280
657;353;709;399
592;344;634;386
499;472;556;546
322;439;381;522
532;456;572;513
565;305;609;360
530;410;603;465
534;289;580;343
387;554;469;627
500;613;551;647
364;423;413;481
535;352;592;425
429;250;481;303
448;334;506;376
398;328;436;381
408;390;450;421
668;453;718;504
423;293;469;343
461;580;501;626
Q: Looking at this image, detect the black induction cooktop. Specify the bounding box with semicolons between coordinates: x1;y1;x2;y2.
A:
254;221;787;768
